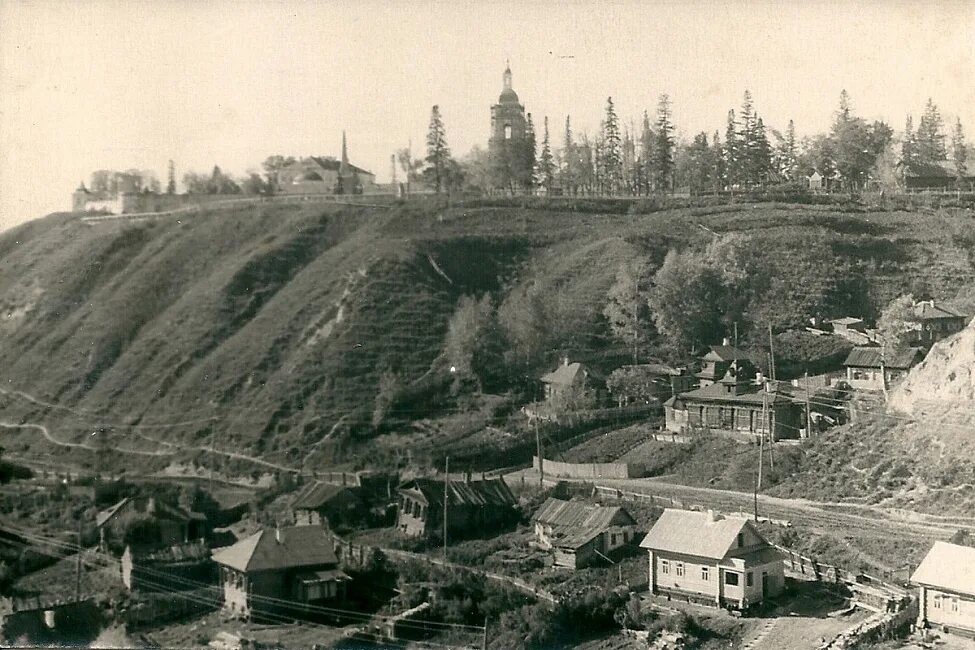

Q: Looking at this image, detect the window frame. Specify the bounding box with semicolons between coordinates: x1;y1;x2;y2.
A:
675;562;685;577
725;572;739;586
701;566;709;581
661;559;670;574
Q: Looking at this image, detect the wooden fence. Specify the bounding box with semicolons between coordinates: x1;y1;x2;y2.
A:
532;456;643;480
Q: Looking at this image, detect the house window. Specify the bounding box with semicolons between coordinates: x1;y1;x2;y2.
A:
737;533;744;548
746;572;754;587
701;567;709;581
661;560;670;574
951;599;959;613
676;562;684;577
611;533;617;546
933;597;941;609
504;124;512;140
725;572;739;586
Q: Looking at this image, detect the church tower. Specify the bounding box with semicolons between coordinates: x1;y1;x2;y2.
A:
489;62;527;146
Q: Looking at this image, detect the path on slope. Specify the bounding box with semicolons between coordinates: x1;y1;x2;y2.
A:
507;468;974;543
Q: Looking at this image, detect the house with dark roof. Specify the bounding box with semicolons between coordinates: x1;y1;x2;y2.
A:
396;477;517;538
664;365;801;441
275;133;377;195
912;541;975;638
121;539;214;592
843;346;924;391
291;482;364;530
532;498;638;568
694;342;762;388
901;160;975;190
640;509;785;609
910;300;968;346
211;525;350;620
539;357;605;410
95;497;206;553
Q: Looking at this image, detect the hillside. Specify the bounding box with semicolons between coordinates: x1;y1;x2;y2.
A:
2;200;975;477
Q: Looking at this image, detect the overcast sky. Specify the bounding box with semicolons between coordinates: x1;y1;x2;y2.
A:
1;0;973;231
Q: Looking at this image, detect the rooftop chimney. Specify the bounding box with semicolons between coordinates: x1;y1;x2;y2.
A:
722;337;730;347
706;509;722;523
563;356;570;366
275;526;282;544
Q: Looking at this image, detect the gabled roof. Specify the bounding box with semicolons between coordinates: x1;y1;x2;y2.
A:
292;482;360;510
911;541;975;595
830;317;865;326
95;497;203;529
532;498;636;550
397;477;516;510
308;156;373;177
615;363;685;377
541;362;587;386
670;382;794;406
702;346;755;363
640;509;763;560
211;525;338;573
843;346;924;370
913;301;965;321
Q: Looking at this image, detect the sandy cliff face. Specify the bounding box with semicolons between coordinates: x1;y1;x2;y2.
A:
889;319;975;426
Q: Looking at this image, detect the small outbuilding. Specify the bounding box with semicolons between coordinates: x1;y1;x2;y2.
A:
532;498;639;569
396;477;517;538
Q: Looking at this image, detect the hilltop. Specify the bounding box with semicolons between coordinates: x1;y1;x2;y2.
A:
1;198;974;478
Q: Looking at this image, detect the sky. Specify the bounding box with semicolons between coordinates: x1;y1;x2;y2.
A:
1;0;973;231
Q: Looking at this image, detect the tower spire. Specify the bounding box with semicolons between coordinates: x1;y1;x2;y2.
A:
503;62;512;91
340;130;349;174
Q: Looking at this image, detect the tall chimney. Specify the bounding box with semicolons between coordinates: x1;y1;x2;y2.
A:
722;337;730;347
563;356;570;366
275;526;282;543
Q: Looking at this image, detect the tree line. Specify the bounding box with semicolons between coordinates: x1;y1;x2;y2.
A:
423;90;970;196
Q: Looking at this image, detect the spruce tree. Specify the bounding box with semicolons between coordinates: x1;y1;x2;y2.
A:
753;117;773;185
562;115;575;194
711;130;725;191
917;98;947;163
538;116;555;193
601;97;623;194
738;91;756;185
425;105;450;193
652;94;675;193
640;111;655;195
836;90;853;124
902;115;919;170
952;118;968;182
166;160;176;194
784;120;798;180
724;110;739;188
522;113;537;192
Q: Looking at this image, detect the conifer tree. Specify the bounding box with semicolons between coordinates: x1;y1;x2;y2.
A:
711;130;725;191
836;90;853;124
538;116;556;192
724;110;740;188
562;115;575;194
166;160;176;194
601;97;623;194
522;113;537;192
783;120;798;180
652;94;675;193
917;98;947;163
902;115;919;170
639;111;655;195
952;118;968;182
425;105;450;193
738;91;757;185
753;117;773;185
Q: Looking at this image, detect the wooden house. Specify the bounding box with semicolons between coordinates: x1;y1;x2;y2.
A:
540;357;604;407
640;509;785;610
664;366;801;441
694;343;761;388
95;497;206;553
842;346;924;391
912;541;975;639
910;300;968;346
121;540;214;592
212;525;350;621
532;498;638;569
291;482;364;530
396;477;517;538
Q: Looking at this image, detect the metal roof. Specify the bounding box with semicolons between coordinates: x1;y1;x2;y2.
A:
541;362;587;386
397;477;516;510
211;525;338;573
911;541;975;595
843;346;924;370
639;509;762;560
532;498;636;550
292;482;359;510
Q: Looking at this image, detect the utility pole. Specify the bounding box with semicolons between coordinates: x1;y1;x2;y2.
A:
767;323;776;382
734;322;739;350
482;617;488;650
755;386;767;521
535;418;544;487
75;517;83;601
880;346;889;402
804;372;813;439
765;354;774;471
443;456;449;559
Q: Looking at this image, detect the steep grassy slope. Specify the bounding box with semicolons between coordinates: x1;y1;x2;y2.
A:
1;201;974;476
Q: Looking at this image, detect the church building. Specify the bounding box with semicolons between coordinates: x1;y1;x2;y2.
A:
275;132;376;195
488;63;532;191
